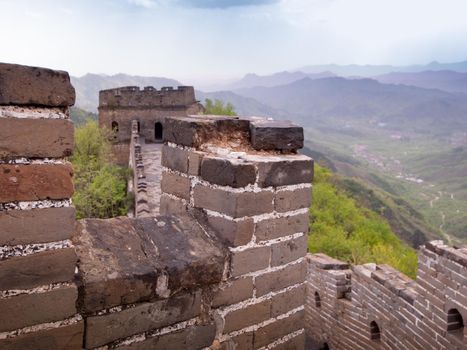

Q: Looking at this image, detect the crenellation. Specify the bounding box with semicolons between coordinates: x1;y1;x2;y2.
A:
306;243;467;350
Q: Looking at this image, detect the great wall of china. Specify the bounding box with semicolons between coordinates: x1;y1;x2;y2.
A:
0;62;465;349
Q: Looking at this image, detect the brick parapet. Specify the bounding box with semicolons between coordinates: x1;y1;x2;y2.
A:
0;63;83;348
98;85;198;110
160;115;313;349
306;244;467;350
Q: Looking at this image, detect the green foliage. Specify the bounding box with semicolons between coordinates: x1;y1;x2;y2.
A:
71;120;131;219
204;98;236;116
70;107;97;125
308;165;418;278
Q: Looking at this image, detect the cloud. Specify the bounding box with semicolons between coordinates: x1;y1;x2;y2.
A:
178;0;279;9
128;0;157;8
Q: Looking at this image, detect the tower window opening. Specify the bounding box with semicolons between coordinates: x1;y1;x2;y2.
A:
370;321;381;341
447;309;464;334
155;122;163;140
315;291;321;308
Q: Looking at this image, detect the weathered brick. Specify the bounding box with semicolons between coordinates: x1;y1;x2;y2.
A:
193;184;273;218
0;207;75;245
0;285;78;332
0;63;75;107
255;213;309;242
270;235;308;267
231;246;271;277
200;156;256;188
206;215;254;246
188;151;203;176
0;248;77;291
0;321;83;350
223;299;272;333
275;187;311;212
161;171;191;200
271;285;306;317
256;158;313;187
220;332;254;350
0;164;74;203
85;291;201;348
249;119;304;151
163;116;216;147
119;324;216;350
211;277;254;308
159;193;187;215
161;145;189;173
255;261;307;296
0;118;74;159
254;310;304;348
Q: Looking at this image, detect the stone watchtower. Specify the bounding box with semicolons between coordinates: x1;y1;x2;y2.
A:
98;86;204;164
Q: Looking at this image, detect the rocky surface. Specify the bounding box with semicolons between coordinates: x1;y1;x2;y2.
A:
73;213;226;314
0;63;75;107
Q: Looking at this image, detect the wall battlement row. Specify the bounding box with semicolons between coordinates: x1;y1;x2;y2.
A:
306;241;467;350
98;85;197;109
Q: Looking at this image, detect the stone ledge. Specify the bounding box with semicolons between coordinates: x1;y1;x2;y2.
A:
307;253;350;270
425;240;467;267
0;63;75;107
73;214;226;314
163;115;304;152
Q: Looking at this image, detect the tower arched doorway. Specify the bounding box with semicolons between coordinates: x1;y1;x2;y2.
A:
155;122;163;141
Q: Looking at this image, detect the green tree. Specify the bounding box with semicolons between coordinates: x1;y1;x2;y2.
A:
204;98;236;116
71;120;131;219
308;165;418;278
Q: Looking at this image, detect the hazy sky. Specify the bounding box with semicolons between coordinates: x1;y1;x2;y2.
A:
1;0;467;83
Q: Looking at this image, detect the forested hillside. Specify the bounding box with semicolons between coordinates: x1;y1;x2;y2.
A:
309;165;418;278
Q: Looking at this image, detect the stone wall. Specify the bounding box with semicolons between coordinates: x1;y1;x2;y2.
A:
98;86;204;146
0;62;314;350
0;63;83;349
306;241;467;349
160;115;312;349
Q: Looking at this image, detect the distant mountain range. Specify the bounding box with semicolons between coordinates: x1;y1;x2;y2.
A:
373;70;467;94
220;71;335;90
297;60;467;77
233;77;467;128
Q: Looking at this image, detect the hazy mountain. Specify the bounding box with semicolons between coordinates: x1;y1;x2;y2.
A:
374;70;467;94
297;61;467;77
196;90;282;117
71;73;181;112
235;77;467;128
223;71;335;90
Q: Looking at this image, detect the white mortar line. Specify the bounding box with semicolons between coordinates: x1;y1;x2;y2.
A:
0;314;82;340
0;106;69;120
0;199;72;211
166;142;196;152
110;318;200;348
257;328;305;350
220;306;305;342
247;256;306;279
218;281;306;317
0;282;75;298
204;207;308;223
0;158;70;165
0;239;73;260
229;232;305;252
